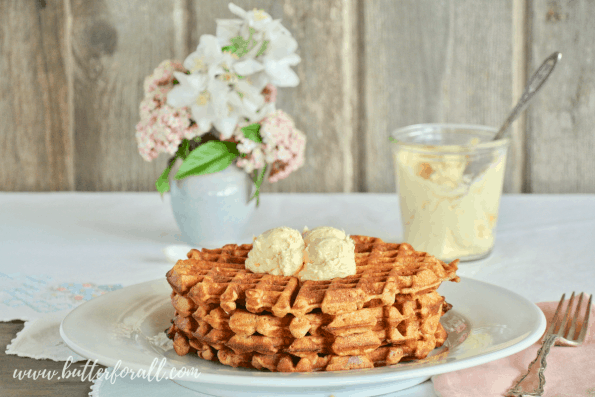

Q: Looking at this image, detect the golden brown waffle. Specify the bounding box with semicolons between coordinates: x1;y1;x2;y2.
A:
167;322;449;372
171;290;448;354
166;236;459;318
165;235;458;372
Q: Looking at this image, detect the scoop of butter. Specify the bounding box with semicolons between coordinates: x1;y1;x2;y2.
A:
302;226;347;246
299;226;356;281
244;226;305;276
245;226;356;281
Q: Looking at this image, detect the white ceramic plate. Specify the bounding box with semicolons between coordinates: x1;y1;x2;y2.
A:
60;277;546;397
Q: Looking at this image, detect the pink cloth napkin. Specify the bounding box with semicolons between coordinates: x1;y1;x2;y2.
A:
433;299;595;397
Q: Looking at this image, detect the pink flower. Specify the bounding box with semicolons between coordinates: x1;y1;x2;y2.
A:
135;60;204;162
262;84;277;103
234;110;306;182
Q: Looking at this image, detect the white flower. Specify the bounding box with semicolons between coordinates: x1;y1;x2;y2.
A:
166;72;207;108
168;75;234;134
260;21;301;87
217;3;301;87
235;80;264;116
215;91;242;139
217;3;273;47
232;58;264;76
194;80;231;133
244;72;270;92
168;35;244;135
183;35;225;76
216;18;243;48
166;3;298;138
229;3;274;31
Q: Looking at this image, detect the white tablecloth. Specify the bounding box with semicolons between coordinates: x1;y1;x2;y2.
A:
1;192;594;396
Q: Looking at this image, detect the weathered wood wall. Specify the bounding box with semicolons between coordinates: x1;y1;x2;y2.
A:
1;0;594;193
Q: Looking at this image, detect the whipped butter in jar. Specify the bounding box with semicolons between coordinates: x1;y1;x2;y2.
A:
391;124;509;262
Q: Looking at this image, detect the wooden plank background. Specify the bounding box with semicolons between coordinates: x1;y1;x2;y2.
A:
1;0;594;194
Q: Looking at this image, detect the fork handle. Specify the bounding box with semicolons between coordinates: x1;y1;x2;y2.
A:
506;334;558;396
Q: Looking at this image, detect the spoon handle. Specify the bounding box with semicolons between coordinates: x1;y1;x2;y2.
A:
493;51;562;141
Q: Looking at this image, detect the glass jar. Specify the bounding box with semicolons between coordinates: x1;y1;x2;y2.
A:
391;124;509;262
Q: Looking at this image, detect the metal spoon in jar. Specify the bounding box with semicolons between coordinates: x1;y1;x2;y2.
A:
463;51;562;181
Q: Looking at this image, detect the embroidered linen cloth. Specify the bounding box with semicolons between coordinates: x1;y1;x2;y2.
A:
0;274;122;361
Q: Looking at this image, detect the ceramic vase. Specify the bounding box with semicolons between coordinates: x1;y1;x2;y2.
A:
169;165;255;248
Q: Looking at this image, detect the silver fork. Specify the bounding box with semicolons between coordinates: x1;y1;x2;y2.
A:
506;292;592;396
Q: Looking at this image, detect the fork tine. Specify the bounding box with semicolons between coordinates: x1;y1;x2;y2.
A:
576;293;592;344
557;292;576;336
567;293;584;339
547;293;566;335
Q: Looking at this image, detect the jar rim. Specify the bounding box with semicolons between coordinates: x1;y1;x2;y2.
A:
391;123;510;154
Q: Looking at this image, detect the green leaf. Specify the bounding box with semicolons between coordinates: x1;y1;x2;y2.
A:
389;137;398;143
229;37;247;57
174;141;239;180
222;44;237;54
175;139;191;160
156;163;173;196
241;123;262;143
249;164;267;206
256;40;269;57
229;28;259;57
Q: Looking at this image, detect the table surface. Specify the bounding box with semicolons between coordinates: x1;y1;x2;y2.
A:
1;192;594;397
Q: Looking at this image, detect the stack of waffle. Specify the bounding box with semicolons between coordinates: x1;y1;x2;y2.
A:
165;235;459;372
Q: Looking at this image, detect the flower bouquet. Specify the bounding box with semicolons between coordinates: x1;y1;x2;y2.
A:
135;3;306;205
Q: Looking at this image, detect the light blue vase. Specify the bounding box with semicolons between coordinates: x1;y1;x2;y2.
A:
169;165;256;248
